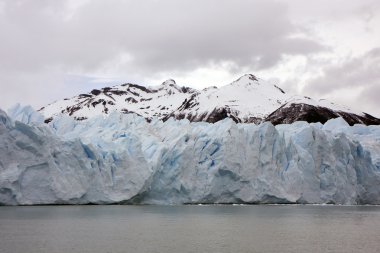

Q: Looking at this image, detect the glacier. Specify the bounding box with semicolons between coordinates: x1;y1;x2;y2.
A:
1;106;380;205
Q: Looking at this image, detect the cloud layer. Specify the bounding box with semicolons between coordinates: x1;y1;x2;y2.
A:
303;48;380;116
0;0;324;71
0;0;379;117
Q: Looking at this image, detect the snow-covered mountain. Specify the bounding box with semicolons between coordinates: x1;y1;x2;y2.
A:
165;74;288;123
40;74;380;125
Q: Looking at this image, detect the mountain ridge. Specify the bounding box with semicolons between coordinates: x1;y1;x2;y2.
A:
39;74;380;125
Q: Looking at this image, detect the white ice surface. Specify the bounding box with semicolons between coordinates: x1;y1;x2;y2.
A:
1;107;380;205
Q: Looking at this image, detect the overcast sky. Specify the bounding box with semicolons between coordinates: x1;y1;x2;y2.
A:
1;0;379;117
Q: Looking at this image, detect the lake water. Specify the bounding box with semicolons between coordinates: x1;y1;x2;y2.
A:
0;205;380;253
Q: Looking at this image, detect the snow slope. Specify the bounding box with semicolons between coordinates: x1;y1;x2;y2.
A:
40;79;197;122
39;74;380;125
168;74;288;123
1;107;380;205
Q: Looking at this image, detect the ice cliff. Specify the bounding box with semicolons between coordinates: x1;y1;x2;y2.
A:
1;106;380;205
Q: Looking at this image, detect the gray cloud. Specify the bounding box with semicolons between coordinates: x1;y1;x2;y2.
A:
304;48;380;95
0;0;325;73
302;48;380;116
0;0;378;115
0;0;329;110
360;84;380;115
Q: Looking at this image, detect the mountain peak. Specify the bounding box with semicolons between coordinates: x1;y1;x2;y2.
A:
231;74;259;86
161;79;176;86
237;74;258;82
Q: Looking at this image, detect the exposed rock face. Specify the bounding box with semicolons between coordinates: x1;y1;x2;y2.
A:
1;108;380;205
266;103;380;126
37;74;380;126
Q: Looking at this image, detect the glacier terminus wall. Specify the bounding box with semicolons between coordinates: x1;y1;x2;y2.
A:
1;106;380;205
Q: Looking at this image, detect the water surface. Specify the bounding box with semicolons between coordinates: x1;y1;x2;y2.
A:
0;205;379;253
